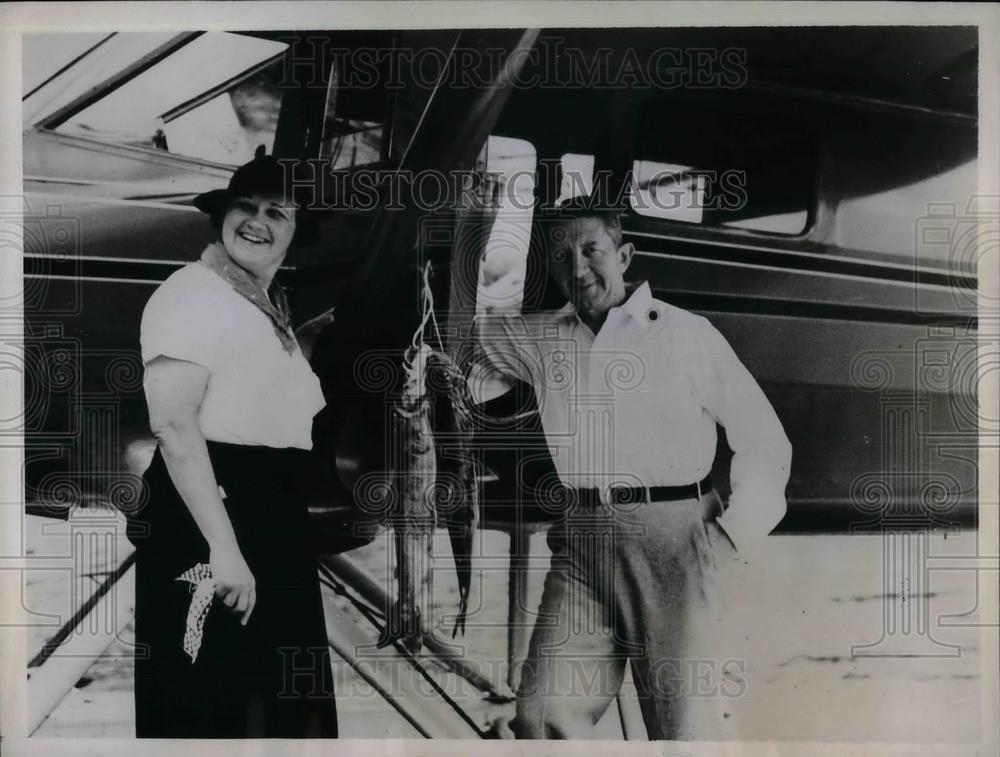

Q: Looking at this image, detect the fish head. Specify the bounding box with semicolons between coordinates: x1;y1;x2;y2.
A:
402;343;433;401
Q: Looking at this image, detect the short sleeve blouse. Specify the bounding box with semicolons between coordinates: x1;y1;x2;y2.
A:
140;263;326;450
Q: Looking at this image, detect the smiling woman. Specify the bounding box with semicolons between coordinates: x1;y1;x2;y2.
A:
126;148;336;738
217;197;297;284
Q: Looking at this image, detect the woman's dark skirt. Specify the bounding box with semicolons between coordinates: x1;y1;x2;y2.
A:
127;441;338;738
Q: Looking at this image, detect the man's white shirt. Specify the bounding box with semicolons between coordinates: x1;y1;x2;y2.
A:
473;281;792;552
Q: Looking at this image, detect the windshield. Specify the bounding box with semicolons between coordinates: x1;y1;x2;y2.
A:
24;32;289;166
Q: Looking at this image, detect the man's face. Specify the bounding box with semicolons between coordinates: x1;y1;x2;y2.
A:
546;216;633;323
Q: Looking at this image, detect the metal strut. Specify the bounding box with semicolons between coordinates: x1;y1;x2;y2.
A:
317;559;489;738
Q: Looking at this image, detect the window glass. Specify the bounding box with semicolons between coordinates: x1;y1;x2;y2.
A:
23;32;180;125
630;103;812;235
557;153;594;205
470;136;537;403
54;33;288;165
319;53;438;168
630;159;706;224
320;120;383;168
23;33;113;96
477;136;536;316
725;210;809;234
472;149;594;321
629;158;809;233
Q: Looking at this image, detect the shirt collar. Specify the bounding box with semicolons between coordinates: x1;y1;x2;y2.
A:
199;242;297;354
620;281;653;323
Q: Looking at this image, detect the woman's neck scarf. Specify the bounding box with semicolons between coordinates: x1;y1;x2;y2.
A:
199;242;297;354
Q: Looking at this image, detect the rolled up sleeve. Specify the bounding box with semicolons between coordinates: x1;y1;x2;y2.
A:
140;279;218;371
694;320;792;552
468;313;541;403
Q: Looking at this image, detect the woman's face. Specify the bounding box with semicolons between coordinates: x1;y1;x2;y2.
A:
220;194;297;280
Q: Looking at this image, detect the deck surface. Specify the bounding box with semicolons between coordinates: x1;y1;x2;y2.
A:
24;511;987;742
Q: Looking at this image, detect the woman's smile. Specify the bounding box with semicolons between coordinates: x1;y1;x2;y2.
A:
236;227;271;245
220;194;297;283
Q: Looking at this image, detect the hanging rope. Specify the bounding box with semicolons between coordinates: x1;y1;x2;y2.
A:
425;264;446;354
405;262;446;368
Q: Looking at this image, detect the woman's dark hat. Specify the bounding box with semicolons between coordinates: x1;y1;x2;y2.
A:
193;145;318;246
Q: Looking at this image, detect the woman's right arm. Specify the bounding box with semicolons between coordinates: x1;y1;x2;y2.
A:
144;355;256;625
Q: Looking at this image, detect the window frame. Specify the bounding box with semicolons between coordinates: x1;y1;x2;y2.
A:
620;94;820;242
30;32;306;171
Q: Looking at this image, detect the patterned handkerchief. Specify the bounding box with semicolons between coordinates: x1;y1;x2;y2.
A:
174;563;215;663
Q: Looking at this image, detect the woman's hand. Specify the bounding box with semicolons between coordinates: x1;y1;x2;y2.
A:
295;306;336;362
210;542;257;626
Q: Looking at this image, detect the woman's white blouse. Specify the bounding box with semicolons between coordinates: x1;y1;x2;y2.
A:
140;263;326;450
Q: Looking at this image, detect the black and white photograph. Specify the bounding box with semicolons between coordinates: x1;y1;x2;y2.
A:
1;2;998;754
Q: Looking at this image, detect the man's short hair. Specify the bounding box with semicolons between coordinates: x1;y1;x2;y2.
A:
547;195;625;248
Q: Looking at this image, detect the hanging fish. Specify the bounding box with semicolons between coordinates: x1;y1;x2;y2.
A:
426;349;479;638
377;262;480;651
377;342;436;653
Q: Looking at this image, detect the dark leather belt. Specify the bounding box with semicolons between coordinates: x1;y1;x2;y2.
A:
567;474;713;507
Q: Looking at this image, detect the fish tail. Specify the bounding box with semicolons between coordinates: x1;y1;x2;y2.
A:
452;590;470;638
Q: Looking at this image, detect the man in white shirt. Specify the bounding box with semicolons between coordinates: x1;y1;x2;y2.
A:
473;198;792;740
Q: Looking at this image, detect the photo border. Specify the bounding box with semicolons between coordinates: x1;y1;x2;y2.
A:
1;3;997;756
